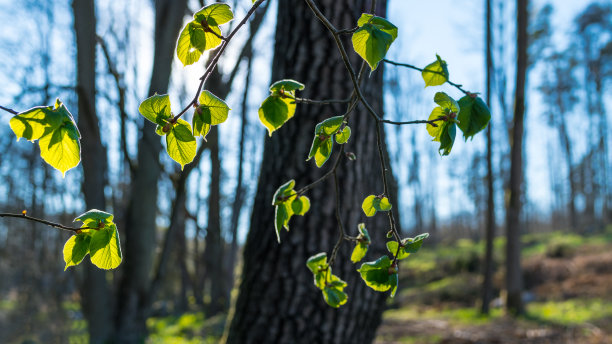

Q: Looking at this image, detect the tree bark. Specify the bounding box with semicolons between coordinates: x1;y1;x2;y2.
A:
227;1;395;343
481;0;495;315
72;0;113;342
114;0;187;342
505;0;527;316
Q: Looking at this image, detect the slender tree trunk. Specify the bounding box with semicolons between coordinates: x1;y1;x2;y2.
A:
481;0;495;316
203;125;226;316
227;1;395;343
505;0;527;316
114;0;187;342
73;0;112;342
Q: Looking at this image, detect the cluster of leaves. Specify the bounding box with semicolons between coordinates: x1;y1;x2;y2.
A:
420;55;492;155
306;253;348;308
271;180;310;243
307;116;351;167
8;99;122;270
63;210;122;270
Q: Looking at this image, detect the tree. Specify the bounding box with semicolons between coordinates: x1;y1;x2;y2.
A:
505;0;528;316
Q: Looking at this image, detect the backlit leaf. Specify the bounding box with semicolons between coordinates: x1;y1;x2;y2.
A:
422;54;449;87
457;95;491;140
166;119;197;169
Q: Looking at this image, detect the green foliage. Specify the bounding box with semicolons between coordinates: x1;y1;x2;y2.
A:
272;180;310;243
192;90;230;139
63;209;122;270
307;116;345;167
361;194;392;217
426;92;460;156
176;3;234;66
352;13;398;70
306;253;348;308
387;233;429;260
422;54;449;87
335;126;351;144
357;255;398;297
351;223;371;263
457;94;491;140
139;94;197;169
9;99;81;176
258;79;304;136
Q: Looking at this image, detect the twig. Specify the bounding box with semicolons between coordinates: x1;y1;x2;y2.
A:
0;106;19;115
382;59;470;95
0;212;90;232
328;171;345;267
294;97;351;105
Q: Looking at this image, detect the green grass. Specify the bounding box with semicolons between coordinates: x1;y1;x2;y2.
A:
384;305;504;326
526;298;612;326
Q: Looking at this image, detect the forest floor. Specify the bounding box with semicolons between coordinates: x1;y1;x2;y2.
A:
374;227;612;344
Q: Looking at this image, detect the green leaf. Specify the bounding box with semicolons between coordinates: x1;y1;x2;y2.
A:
166;119;197;169
176;3;233;66
351;243;369;263
63;233;91;270
269;79;305;93
457;95;491;140
403;233;429;253
351;223;371;263
272;179;296;205
322;276;348;308
426;105;457;156
357;255;398;297
318;116;344;135
422;54;449;87
193;90;230;138
386;241;410;260
306;252;328;273
138;94;172;126
433;92;459;113
74;209;114;232
307;116;345;168
291;195;310;215
335;126;351;144
258;96;295;136
272;180;308;243
352;14;397;71
10;99;81;176
361;195;392;217
89;224;122;270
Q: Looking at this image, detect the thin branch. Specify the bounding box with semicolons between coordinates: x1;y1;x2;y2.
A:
294;97;351;105
328;171;345;267
382;59;470;95
0;213;90;232
172;0;265;122
0;105;18;115
381;117;444;127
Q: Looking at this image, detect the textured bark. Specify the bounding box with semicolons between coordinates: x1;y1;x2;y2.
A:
227;1;394;343
505;0;527;316
114;0;187;342
72;0;112;342
481;0;495;315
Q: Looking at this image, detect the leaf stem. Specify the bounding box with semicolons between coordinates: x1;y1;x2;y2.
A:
0;105;19;115
382;59;470;95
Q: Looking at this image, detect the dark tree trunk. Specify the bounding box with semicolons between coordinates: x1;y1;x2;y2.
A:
505;0;527;316
72;0;112;342
114;0;187;342
227;1;394;343
203;125;227;316
481;0;495;316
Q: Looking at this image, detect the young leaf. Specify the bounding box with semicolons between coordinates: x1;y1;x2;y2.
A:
351;223;371;263
402;233;429;253
176;3;234;66
139;94;172;126
361;195;392;217
433;92;459;113
258;80;304;136
335;126;351;144
386;241;410;260
322;276;348;308
63;233;91;270
74;209;114;233
89;224;122;270
10;99;81;176
352;14;398;71
193;90;230;138
357;255;398;297
166;119;197;169
422;54;449;87
272;180;309;242
426;93;459;156
306;252;329;289
457;95;491;140
307;116;345;167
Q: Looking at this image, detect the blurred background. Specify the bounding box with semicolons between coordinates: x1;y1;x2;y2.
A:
0;0;610;343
